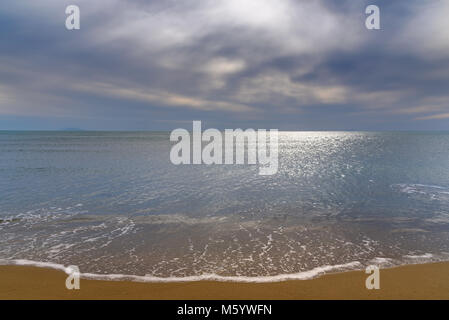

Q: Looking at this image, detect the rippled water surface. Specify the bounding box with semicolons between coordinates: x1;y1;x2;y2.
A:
1;131;449;280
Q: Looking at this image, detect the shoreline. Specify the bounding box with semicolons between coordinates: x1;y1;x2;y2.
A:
0;259;364;283
1;261;448;299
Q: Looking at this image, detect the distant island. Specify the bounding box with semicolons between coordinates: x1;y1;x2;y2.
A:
61;128;85;131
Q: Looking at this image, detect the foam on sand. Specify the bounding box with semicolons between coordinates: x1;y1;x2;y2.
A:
0;258;362;283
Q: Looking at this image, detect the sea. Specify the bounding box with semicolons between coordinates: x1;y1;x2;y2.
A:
1;131;449;282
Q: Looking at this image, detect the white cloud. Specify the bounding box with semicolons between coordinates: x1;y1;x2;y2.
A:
235;71;348;107
89;0;363;63
200;57;246;76
72;81;256;113
416;113;449;120
395;1;449;58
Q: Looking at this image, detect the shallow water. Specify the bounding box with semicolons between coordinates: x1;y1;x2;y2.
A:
1;131;449;280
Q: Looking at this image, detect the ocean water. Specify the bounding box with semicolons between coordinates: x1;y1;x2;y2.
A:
1;131;449;281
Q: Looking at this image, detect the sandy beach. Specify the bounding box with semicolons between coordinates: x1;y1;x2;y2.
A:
0;262;448;300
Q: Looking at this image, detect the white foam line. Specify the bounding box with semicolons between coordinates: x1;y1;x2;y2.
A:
0;259;71;274
0;259;362;283
404;253;434;259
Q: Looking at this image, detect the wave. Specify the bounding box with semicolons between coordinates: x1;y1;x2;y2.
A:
1;254;444;283
404;253;434;259
1;251;447;283
0;259;362;283
392;183;449;196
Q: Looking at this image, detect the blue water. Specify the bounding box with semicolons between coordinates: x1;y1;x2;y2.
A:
1;131;449;279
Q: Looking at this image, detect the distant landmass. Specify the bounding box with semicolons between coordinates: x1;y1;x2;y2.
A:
61;128;85;131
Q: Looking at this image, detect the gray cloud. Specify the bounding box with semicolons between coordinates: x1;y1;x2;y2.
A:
0;0;448;130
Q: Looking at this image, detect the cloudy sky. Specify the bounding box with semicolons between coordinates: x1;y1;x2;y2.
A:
1;0;448;130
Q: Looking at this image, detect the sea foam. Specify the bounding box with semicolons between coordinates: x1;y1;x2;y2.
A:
0;259;362;283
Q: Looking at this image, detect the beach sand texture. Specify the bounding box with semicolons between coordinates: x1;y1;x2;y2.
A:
1;262;448;300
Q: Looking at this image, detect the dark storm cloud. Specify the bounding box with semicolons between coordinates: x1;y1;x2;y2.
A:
0;0;448;130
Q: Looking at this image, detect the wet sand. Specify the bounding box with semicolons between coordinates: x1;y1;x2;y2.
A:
0;262;448;299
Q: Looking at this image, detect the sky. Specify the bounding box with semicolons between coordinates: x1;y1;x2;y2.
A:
0;0;448;131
